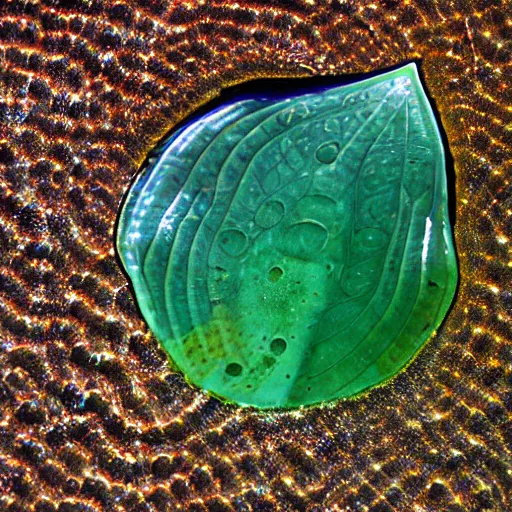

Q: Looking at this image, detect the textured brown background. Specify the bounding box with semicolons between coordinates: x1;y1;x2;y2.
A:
0;0;510;511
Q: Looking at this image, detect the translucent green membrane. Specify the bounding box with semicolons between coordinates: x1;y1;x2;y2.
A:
117;64;458;408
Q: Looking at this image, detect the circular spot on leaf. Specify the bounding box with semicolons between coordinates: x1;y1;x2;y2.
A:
255;200;285;229
268;266;283;282
225;363;242;376
315;141;340;164
270;338;287;356
218;229;248;257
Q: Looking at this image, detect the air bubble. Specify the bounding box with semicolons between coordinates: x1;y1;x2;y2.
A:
315;141;340;164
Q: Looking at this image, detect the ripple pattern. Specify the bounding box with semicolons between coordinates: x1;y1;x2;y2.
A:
0;0;510;510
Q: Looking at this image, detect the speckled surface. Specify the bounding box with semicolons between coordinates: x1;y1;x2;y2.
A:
0;1;510;510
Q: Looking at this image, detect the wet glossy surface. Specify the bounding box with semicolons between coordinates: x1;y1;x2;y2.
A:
117;64;458;408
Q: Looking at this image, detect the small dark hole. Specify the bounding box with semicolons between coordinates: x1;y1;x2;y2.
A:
225;363;242;376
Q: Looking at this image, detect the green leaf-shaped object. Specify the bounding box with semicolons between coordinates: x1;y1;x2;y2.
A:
117;64;458;408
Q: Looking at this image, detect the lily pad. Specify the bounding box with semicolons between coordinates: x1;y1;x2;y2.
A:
117;63;458;408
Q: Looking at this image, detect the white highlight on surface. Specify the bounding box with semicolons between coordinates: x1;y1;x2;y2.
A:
421;217;433;271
